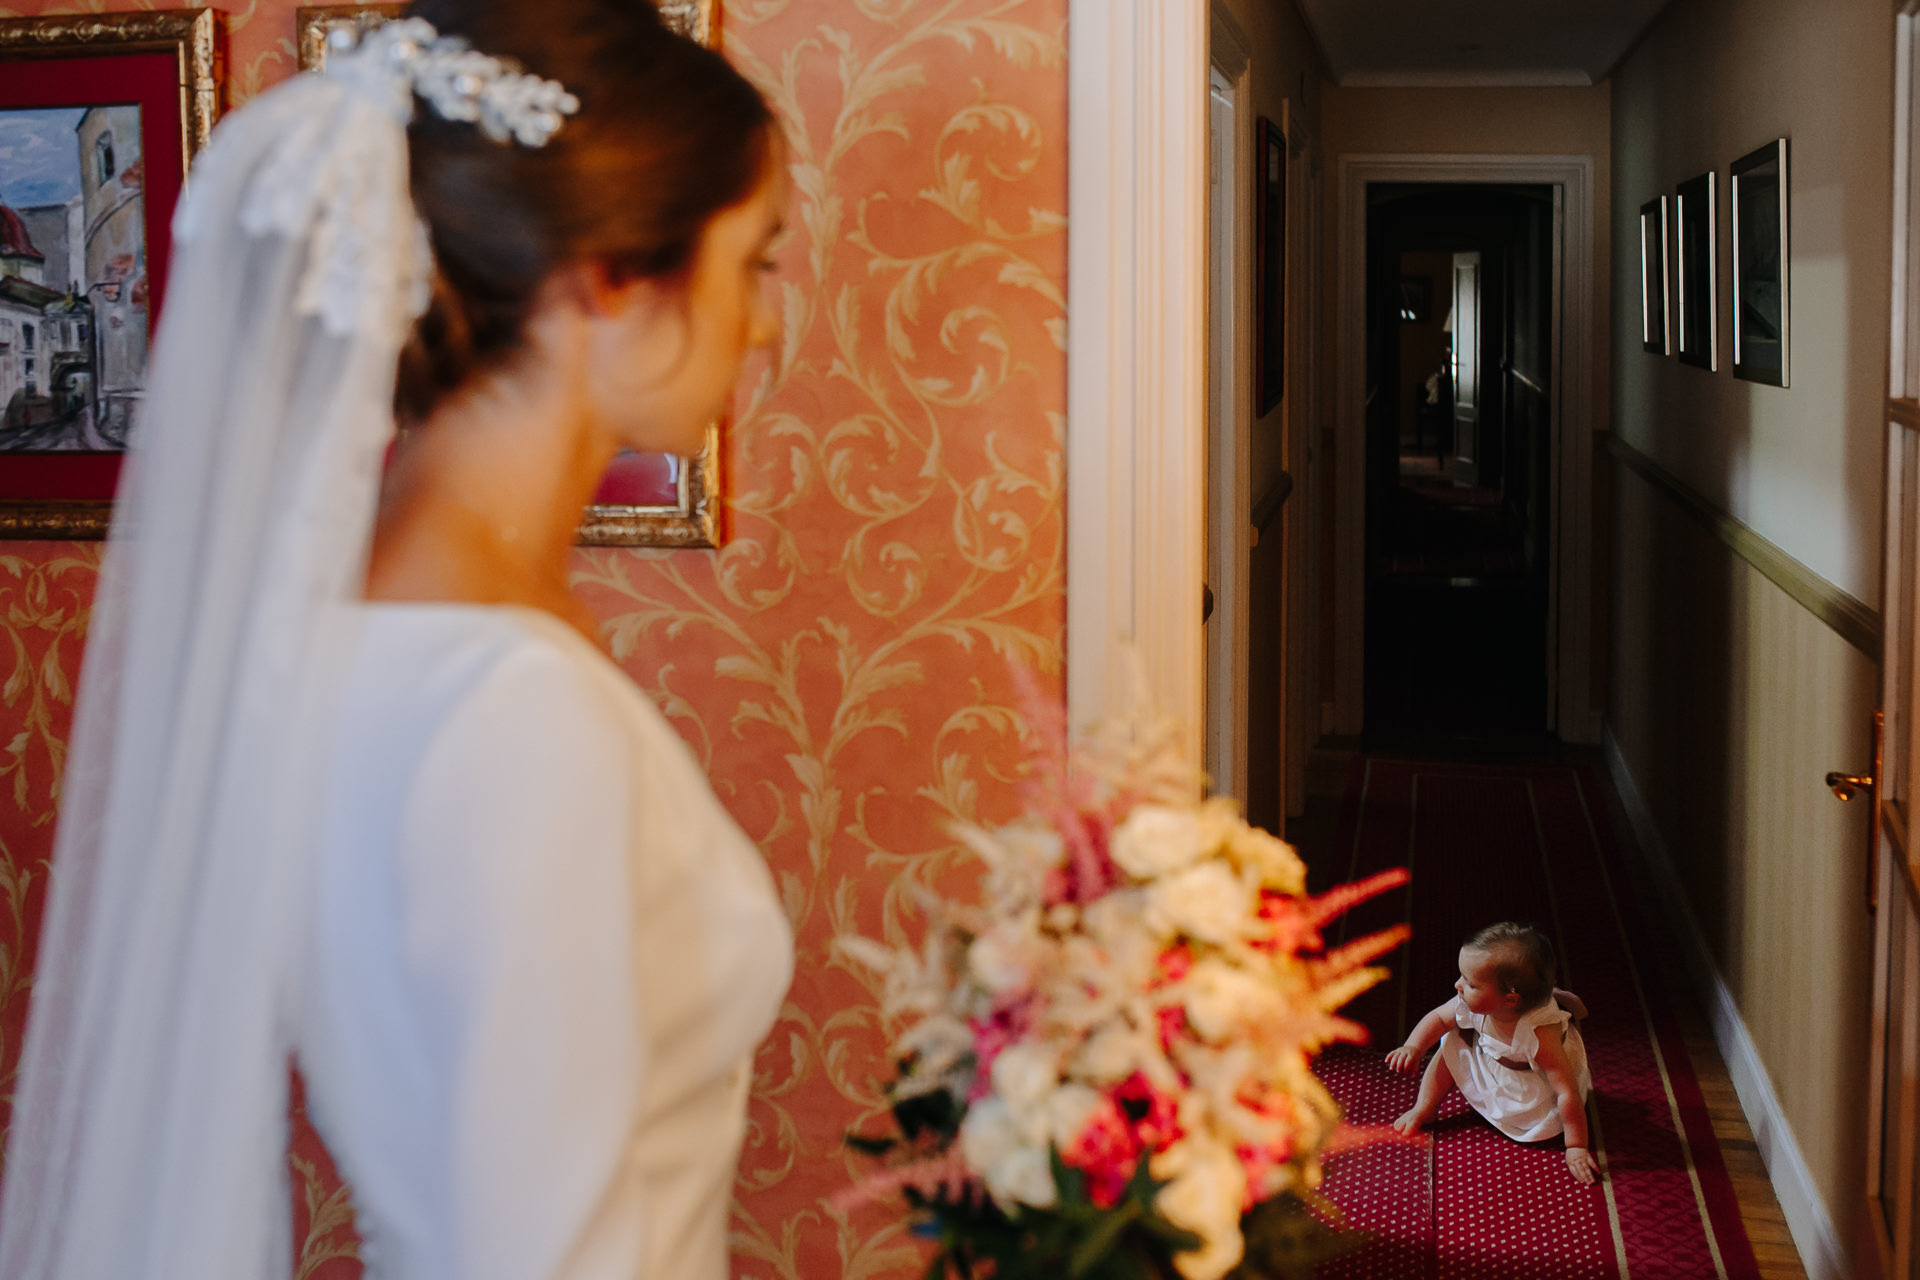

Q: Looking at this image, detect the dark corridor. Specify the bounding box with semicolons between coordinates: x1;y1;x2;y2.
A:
1363;184;1557;746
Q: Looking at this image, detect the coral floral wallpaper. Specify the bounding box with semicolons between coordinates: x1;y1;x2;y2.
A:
0;1;1068;1276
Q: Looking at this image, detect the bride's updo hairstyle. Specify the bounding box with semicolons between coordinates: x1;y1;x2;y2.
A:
394;0;775;422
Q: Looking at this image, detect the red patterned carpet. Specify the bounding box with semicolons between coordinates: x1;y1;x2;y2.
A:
1311;759;1760;1280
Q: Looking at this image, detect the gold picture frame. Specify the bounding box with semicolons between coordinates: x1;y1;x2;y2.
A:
0;10;224;540
295;0;724;548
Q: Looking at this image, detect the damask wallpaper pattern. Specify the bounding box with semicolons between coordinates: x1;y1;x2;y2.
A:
0;2;1068;1277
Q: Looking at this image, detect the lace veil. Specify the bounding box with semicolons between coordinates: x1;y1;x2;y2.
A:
0;23;567;1279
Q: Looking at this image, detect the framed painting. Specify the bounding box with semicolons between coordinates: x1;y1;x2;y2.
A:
1398;275;1432;324
0;10;222;539
1675;171;1717;371
1731;138;1789;388
1255;116;1286;415
296;0;725;548
1639;195;1670;356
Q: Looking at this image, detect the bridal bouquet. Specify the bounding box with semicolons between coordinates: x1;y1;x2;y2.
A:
838;706;1412;1280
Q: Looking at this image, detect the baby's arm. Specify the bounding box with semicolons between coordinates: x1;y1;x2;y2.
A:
1553;987;1589;1021
1532;1023;1596;1184
1385;1001;1455;1075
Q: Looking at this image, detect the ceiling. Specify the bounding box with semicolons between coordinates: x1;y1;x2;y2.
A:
1294;0;1679;86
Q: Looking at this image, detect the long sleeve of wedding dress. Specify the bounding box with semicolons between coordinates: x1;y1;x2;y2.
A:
297;604;793;1280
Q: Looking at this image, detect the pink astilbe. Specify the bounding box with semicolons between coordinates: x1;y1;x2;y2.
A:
1313;924;1416;983
1306;868;1410;930
831;1151;980;1215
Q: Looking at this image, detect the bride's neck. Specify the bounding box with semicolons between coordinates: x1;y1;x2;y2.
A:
365;350;613;625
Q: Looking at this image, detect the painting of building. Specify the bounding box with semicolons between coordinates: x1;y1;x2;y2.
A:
0;103;143;450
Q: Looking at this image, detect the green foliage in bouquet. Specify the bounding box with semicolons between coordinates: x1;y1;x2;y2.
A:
907;1149;1202;1280
849;1081;1372;1280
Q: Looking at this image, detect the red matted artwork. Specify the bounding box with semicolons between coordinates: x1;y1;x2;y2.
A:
0;11;220;539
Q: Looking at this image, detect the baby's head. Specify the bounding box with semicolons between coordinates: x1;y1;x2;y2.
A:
1457;922;1558;1015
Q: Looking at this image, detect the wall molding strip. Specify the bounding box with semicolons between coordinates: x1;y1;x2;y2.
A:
1605;433;1883;659
1603;729;1844;1280
1066;0;1207;743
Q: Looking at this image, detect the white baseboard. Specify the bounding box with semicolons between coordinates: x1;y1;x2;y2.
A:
1602;729;1845;1280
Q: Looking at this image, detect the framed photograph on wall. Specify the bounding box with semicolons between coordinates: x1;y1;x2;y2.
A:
1639;195;1670;356
1675;171;1717;371
1255;115;1286;415
0;10;222;539
296;1;725;547
1731;138;1789;387
1397;275;1432;324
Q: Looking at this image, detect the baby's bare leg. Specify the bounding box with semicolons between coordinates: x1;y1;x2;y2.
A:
1393;1033;1459;1135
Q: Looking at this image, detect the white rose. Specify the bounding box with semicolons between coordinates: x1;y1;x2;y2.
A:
1227;824;1307;895
1153;1136;1248;1280
1182;957;1279;1041
1172;1226;1245;1280
1074;1023;1148;1084
960;1098;1023;1176
1084;888;1173;953
968;919;1040;995
1045;1082;1107;1149
1147;861;1253;944
1110;805;1224;879
990;1042;1061;1111
986;1143;1059;1209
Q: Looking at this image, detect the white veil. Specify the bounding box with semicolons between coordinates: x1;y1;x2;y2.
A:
0;42;430;1280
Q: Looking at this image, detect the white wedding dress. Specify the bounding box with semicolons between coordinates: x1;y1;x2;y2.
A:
296;602;793;1280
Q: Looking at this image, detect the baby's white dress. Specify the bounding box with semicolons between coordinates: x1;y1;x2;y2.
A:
1437;995;1591;1142
297;604;794;1280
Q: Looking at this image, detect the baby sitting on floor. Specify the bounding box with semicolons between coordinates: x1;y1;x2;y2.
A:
1386;921;1597;1185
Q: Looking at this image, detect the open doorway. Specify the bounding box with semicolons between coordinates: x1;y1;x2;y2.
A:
1362;184;1556;746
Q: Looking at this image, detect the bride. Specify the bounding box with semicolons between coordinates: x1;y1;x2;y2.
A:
0;2;793;1277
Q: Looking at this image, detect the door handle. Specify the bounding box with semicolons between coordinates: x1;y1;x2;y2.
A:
1825;709;1883;913
1827;771;1875;801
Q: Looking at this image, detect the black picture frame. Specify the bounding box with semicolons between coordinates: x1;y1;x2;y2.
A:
1398;276;1432;324
1731;138;1789;387
1255;116;1286;415
1640;195;1670;356
1675;171;1717;371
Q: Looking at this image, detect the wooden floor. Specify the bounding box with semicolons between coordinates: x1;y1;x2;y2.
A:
1597;767;1812;1280
1287;744;1811;1280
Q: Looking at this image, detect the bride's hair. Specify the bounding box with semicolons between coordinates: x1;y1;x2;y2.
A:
394;0;775;421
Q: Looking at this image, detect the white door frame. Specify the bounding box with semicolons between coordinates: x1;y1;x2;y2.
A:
1332;154;1599;743
1206;16;1252;800
1066;0;1208;753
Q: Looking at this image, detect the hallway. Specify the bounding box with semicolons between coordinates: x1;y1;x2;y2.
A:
1294;753;1803;1278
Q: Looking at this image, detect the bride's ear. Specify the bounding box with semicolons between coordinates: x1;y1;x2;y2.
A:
540;259;664;322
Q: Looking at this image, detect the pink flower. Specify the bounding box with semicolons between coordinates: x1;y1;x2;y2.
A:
1114;1072;1184;1152
1155;1005;1190;1054
968;1000;1034;1100
1155;942;1195;986
1060;1095;1142;1208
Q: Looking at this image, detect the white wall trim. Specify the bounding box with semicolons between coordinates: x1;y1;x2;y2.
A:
1204;33;1253;801
1067;0;1208;751
1603;728;1845;1280
1333;153;1597;742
